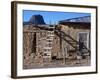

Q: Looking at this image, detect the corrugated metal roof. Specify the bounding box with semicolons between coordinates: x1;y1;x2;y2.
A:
59;16;91;23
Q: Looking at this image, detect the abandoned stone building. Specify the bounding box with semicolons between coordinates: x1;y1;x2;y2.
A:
54;16;91;60
23;24;55;66
23;15;91;69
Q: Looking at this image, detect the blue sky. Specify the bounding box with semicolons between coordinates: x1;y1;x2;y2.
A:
23;10;91;24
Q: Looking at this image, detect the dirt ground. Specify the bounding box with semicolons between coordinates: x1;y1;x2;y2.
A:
23;57;91;69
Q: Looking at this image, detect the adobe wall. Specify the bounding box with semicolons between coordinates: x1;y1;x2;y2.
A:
59;24;90;50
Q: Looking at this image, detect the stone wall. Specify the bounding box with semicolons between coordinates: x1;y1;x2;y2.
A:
23;25;55;68
23;25;37;68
